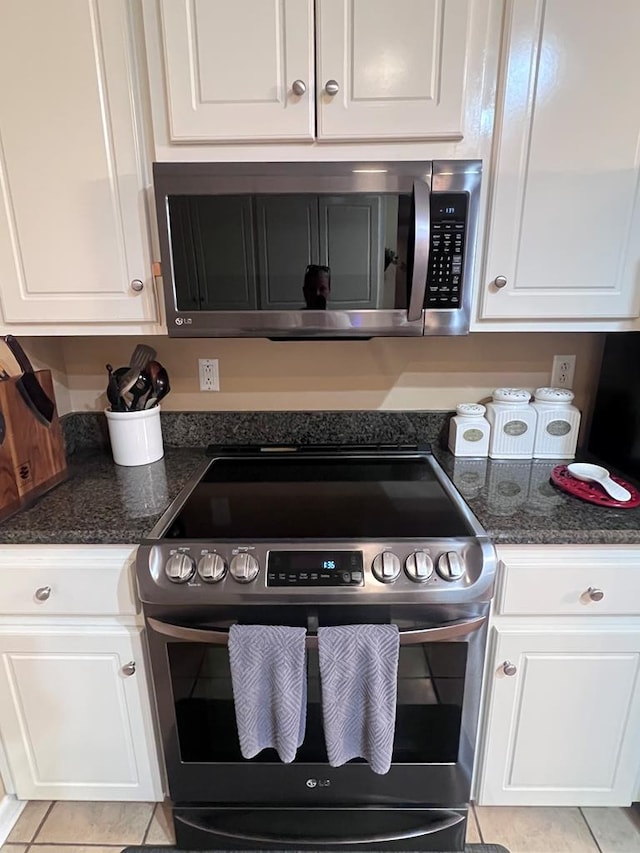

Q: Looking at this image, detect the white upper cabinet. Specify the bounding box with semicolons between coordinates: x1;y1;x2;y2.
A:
0;0;157;326
316;0;469;141
480;0;640;322
151;0;484;145
158;0;315;143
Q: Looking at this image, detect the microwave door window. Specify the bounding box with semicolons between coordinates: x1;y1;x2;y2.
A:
168;193;411;313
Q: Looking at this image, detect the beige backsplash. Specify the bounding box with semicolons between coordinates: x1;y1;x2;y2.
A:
19;333;605;432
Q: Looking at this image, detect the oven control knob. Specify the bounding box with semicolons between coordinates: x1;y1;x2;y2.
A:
436;551;465;582
230;553;259;583
405;551;433;583
197;552;227;583
372;551;401;583
165;552;195;584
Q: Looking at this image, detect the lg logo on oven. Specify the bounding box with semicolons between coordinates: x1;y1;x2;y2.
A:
306;778;331;789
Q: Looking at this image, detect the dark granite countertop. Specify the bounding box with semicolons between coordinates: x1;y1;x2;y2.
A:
0;447;207;545
3;409;640;547
435;451;640;546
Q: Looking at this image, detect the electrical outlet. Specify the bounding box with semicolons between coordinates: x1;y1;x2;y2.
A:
551;354;576;389
198;358;219;391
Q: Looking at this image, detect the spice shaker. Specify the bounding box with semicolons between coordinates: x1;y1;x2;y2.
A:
485;388;537;459
448;403;490;457
531;387;581;458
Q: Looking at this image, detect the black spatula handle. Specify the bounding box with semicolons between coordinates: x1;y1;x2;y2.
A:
3;335;35;374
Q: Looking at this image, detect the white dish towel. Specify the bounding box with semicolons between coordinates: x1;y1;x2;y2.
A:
318;624;400;775
228;624;307;763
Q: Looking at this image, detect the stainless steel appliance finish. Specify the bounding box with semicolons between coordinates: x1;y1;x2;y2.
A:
153;160;482;339
136;445;496;851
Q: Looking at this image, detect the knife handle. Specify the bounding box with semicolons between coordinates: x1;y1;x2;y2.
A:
3;335;34;374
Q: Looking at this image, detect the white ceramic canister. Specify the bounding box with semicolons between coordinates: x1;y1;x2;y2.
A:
104;406;164;467
531;387;581;458
485;388;537;459
448;403;490;457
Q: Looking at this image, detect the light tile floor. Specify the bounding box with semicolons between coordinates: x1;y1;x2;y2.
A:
1;801;640;853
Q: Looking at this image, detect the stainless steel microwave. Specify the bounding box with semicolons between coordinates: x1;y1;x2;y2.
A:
153;160;482;338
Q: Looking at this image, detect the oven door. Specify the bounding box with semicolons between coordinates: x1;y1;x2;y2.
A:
144;603;488;808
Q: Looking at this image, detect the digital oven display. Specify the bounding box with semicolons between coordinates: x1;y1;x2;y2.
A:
267;551;364;587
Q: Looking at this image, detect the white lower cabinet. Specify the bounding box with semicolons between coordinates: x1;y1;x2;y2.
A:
0;546;162;802
479;627;640;806
477;546;640;807
0;626;162;801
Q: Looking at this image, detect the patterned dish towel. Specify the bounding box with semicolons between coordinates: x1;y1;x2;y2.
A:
228;624;307;763
318;624;400;774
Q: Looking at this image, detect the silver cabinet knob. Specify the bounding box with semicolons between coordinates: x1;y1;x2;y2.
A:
35;585;51;601
122;661;136;677
493;275;507;289
324;79;340;96
405;551;433;583
502;661;517;677
372;551;401;583
198;552;227;583
230;553;259;583
130;279;144;292
292;79;307;96
436;551;465;582
587;586;605;602
165;553;195;584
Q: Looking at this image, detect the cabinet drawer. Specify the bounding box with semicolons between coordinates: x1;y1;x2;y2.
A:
497;547;640;617
0;548;138;617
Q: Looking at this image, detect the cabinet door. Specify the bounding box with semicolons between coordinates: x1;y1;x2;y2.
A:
319;196;384;308
478;629;640;806
481;0;640;320
255;196;319;309
158;0;314;142
0;0;157;325
316;0;471;141
0;628;162;801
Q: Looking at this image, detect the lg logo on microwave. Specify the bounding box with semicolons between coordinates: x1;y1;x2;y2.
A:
174;316;193;326
306;778;331;788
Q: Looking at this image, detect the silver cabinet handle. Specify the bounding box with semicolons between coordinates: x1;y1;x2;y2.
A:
130;279;144;293
35;586;51;601
493;275;507;289
122;661;136;677
292;79;306;96
587;587;604;602
502;660;517;676
324;79;340;96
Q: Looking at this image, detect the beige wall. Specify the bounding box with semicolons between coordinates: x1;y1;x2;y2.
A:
40;332;605;421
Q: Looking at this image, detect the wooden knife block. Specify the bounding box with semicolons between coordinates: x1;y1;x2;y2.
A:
0;370;68;522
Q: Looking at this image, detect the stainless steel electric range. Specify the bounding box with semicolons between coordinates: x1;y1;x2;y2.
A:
136;444;497;851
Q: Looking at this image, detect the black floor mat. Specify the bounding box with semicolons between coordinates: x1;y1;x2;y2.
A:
123;846;509;852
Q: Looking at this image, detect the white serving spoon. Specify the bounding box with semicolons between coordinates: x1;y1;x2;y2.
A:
567;463;631;502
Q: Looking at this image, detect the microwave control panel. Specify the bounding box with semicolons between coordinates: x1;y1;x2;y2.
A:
426;192;469;309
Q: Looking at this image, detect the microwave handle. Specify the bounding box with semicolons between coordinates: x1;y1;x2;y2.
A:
407;178;431;321
146;615;486;646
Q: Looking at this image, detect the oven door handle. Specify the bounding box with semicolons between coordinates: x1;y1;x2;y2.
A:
175;809;464;844
146;615;486;646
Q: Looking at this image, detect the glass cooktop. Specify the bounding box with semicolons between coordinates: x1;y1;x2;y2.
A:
163;454;473;540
